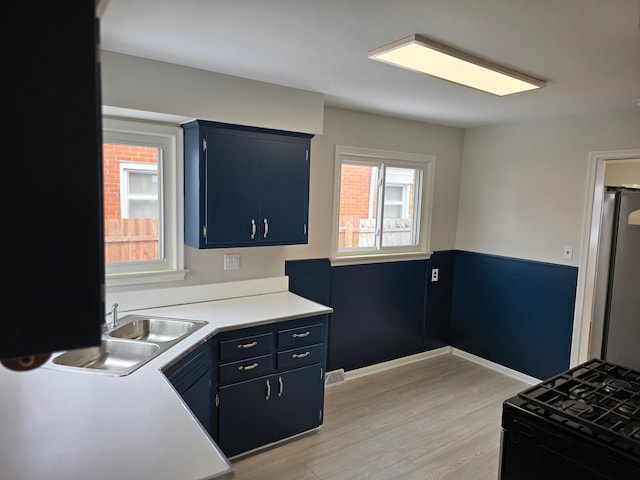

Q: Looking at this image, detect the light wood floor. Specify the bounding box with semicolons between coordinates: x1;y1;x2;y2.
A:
231;354;529;480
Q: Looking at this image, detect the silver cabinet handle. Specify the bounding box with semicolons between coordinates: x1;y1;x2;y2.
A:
251;219;256;239
292;332;310;338
238;362;258;371
266;378;271;400
292;352;310;359
263;218;269;238
237;341;257;349
278;376;283;397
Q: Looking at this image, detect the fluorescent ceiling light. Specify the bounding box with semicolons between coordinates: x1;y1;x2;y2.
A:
368;34;546;96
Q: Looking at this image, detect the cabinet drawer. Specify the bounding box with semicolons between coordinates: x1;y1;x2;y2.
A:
219;333;273;362
277;324;323;350
219;354;274;384
277;344;322;370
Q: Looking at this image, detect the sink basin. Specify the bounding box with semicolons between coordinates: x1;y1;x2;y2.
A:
46;315;207;376
108;316;206;343
51;339;160;376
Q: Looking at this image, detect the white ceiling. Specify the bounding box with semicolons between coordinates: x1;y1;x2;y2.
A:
100;0;640;128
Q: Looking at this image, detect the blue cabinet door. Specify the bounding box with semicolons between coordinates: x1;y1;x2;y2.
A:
218;375;274;457
273;364;323;440
181;373;212;433
258;137;309;245
217;367;323;458
204;129;260;246
165;341;213;434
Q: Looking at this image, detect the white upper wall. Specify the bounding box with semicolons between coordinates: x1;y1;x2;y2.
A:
180;106;463;287
101;51;464;291
101;48;640;289
101;51;325;135
456;108;640;266
314;107;464;253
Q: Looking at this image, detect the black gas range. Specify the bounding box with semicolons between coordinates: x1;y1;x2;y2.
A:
500;358;640;480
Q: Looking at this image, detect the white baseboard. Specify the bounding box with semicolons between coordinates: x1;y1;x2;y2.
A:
344;347;451;381
451;348;541;385
337;346;541;386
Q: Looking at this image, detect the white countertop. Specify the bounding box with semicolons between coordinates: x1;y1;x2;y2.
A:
0;284;332;480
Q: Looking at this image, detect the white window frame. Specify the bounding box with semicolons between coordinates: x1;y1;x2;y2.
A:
119;161;158;219
331;145;435;265
103;117;186;286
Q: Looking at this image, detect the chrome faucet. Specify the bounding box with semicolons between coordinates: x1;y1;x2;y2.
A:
103;303;119;331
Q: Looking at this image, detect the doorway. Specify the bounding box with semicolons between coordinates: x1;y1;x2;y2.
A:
573;150;640;365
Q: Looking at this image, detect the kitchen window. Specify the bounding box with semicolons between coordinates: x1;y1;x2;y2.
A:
102;118;185;286
119;162;158;219
332;145;434;264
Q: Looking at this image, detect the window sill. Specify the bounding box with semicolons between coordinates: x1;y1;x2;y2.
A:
105;269;188;287
330;251;432;267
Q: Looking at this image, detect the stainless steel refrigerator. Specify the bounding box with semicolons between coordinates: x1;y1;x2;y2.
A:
592;188;640;370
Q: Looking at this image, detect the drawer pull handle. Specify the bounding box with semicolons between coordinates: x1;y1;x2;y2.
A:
237;341;257;349
292;332;310;338
266;379;271;400
278;376;283;397
292;352;310;359
238;363;258;371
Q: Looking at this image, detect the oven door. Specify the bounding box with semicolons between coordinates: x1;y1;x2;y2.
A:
500;406;640;480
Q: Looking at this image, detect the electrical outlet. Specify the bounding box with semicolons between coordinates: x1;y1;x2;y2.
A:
562;245;573;260
224;254;240;270
431;268;439;282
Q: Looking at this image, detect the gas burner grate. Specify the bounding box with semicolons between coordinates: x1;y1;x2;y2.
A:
519;359;640;449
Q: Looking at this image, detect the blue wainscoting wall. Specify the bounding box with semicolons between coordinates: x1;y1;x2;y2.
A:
285;258;332;307
286;254;451;372
285;250;578;380
450;251;578;380
329;260;428;372
424;250;454;352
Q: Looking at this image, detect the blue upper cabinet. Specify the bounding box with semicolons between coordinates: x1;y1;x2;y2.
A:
183;120;313;248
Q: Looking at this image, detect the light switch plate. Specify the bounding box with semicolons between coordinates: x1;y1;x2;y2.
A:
562;245;573;260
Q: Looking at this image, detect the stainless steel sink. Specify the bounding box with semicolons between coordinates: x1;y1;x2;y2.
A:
108;316;206;343
46;315;208;376
51;339;160;376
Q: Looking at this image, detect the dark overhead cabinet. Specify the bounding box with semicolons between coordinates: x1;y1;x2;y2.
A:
1;3;104;362
182;120;313;249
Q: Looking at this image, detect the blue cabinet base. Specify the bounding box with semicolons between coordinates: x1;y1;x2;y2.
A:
213;315;328;458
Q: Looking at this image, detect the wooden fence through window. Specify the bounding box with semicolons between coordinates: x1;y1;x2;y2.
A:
104;218;159;262
339;218;412;249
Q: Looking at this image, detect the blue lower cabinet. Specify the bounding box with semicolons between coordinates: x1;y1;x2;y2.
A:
218;375;274;457
214;316;328;458
164;340;213;434
180;372;212;434
217;364;323;457
273;365;323;441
